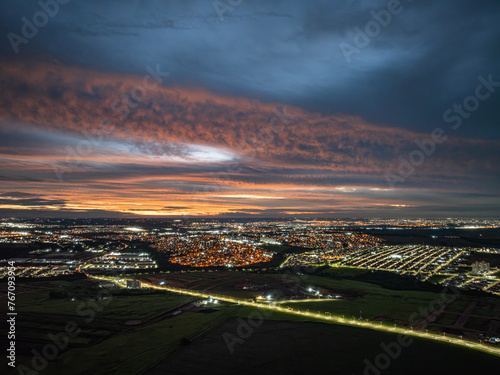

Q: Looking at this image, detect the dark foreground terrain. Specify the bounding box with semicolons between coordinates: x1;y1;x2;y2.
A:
150;318;500;375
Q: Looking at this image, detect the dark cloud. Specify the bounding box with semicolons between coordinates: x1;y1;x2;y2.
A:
0;208;130;218
1;0;498;138
163;206;190;210
0;174;43;182
0;192;38;198
0;197;67;206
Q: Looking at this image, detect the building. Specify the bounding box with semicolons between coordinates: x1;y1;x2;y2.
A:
127;279;141;289
471;261;490;275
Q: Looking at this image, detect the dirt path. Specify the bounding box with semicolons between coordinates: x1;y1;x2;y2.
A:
453;301;477;329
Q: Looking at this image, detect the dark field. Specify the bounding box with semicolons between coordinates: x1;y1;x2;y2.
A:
149;318;500;375
2;271;499;375
362;228;500;248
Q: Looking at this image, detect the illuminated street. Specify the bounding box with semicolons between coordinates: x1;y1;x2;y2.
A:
92;275;500;358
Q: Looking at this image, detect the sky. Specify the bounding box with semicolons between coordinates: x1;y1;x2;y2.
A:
0;0;499;218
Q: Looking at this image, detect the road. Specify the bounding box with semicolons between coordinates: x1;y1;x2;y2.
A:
90;275;500;358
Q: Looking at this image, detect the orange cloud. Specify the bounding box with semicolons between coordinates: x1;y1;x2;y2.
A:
4;58;496;176
1;58;499;217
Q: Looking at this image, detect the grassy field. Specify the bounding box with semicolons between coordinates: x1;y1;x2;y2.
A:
445;298;474;313
320;266;372;278
5;280;239;374
3;280;196;373
276;274;457;321
472;303;497;317
434;313;459;326
40;307;240;375
144;271;495;324
464;316;491;331
426;274;452;284
14;280;192;319
84;294;193;320
280;294;439;321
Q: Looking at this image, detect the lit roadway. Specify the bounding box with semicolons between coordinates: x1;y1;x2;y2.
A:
423;250;465;281
90;275;500;358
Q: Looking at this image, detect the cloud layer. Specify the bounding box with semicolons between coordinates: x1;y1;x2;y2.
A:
1;0;499;138
0;0;499;217
0;60;498;217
